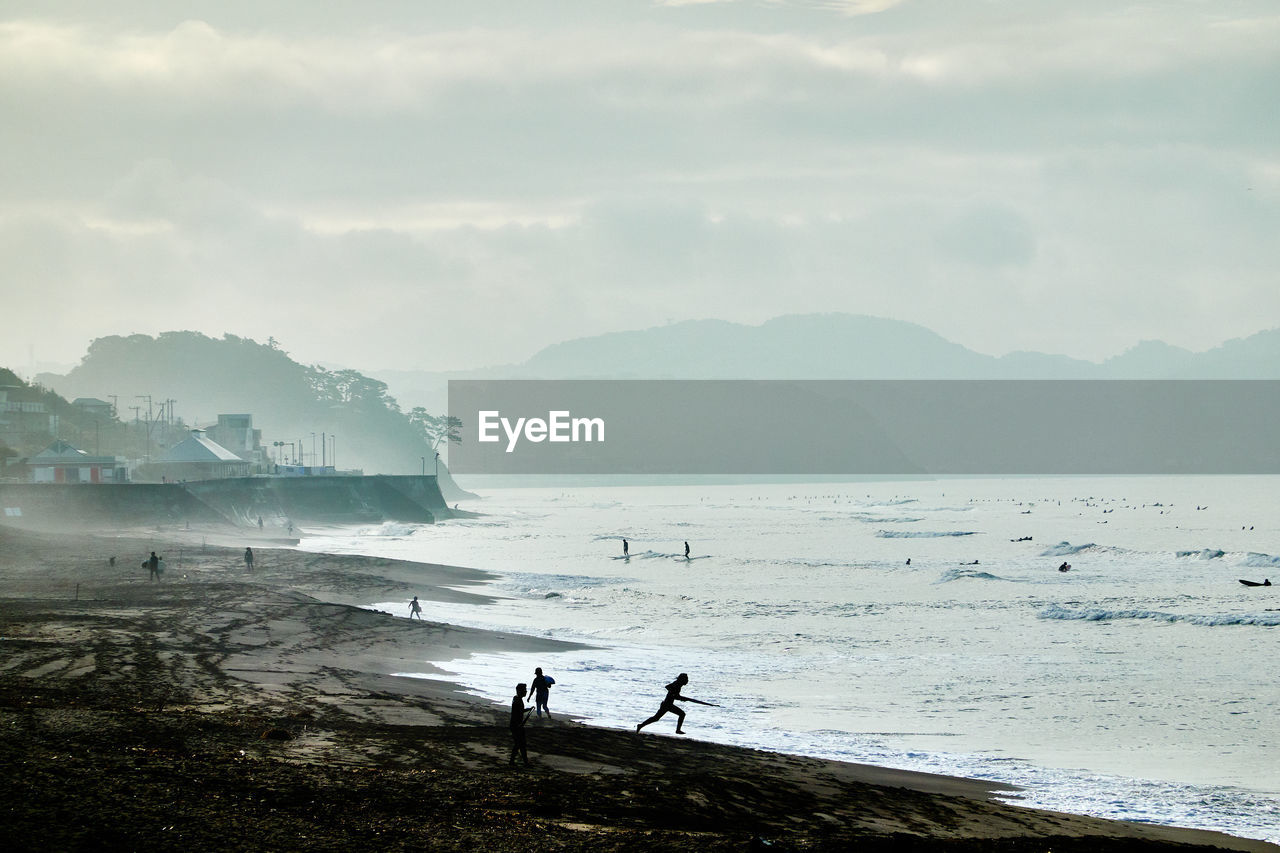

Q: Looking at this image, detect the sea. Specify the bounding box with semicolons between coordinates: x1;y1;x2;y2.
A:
299;476;1280;843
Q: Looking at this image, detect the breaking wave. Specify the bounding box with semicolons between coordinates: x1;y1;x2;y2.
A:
937;569;1008;583
1040;542;1096;557
1176;549;1225;559
1038;604;1280;627
878;530;978;539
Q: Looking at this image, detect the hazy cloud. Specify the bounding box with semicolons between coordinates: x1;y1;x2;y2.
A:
1;1;1277;375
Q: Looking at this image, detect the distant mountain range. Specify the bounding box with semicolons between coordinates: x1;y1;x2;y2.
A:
374;313;1280;413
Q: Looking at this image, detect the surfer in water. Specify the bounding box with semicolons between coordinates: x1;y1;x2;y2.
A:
636;673;716;735
1059;562;1071;572
623;538;629;557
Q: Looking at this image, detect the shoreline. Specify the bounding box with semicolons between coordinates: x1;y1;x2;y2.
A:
2;522;1275;851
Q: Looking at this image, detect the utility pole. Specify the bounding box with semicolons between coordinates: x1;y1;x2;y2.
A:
321;432;326;468
137;395;153;461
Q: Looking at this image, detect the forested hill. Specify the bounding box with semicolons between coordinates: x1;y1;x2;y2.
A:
37;333;439;475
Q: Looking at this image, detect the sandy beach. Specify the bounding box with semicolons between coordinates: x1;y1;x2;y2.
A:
1;522;1274;852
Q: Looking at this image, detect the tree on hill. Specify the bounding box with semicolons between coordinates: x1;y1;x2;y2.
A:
37;332;443;474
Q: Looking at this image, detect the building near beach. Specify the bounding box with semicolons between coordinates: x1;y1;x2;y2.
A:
203;414;268;470
151;430;251;481
27;439;130;483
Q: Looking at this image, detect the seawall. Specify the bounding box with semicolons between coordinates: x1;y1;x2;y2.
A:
0;475;449;529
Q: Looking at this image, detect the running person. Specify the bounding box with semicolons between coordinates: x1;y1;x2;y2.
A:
636;673;715;735
530;667;554;718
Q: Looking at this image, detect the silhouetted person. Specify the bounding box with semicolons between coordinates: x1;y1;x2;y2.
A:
1059;561;1071;572
509;683;531;765
409;596;423;620
108;556;116;568
623;538;629;557
684;541;690;559
530;667;555;718
244;547;254;572
905;558;911;566
147;552;160;581
636;673;716;735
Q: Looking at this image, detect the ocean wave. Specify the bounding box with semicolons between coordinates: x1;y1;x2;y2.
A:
878;530;978;538
1040;541;1096;557
355;522;419;537
822;514;924;524
1241;552;1280;568
936;569;1008;583
1176;549;1225;559
1038;604;1280;627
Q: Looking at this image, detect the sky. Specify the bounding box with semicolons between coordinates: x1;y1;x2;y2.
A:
2;0;1278;375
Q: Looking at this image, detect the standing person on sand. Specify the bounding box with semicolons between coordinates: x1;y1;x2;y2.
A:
244;547;254;572
530;667;554;718
147;551;160;581
509;683;532;765
636;673;716;735
409;596;423;620
622;538;629;557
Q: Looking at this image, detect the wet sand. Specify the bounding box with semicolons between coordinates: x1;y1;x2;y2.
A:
1;523;1274;852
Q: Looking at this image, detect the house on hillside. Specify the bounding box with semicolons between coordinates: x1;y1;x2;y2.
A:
71;398;114;419
0;389;54;447
27;439;130;483
151;430;251;481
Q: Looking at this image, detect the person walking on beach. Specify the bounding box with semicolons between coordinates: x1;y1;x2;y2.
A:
509;683;532;765
623;538;629;557
636;673;716;735
244;547;254;572
409;596;423;620
684;541;690;559
530;667;555;718
146;551;160;581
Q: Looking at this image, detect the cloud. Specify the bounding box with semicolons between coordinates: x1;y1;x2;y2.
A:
1;2;1278;373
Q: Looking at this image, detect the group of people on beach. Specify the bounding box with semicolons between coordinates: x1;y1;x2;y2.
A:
507;668;715;765
508;666;557;764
